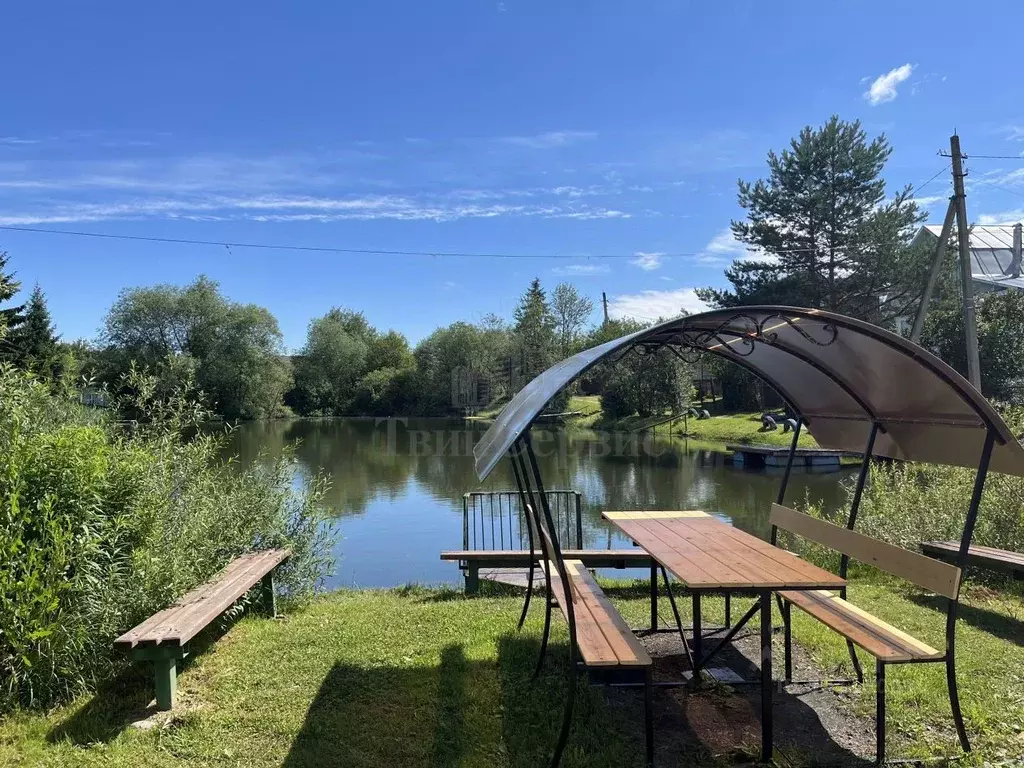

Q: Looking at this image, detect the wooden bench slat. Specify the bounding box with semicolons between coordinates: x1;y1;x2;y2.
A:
547;560;651;668
120;553;274;649
547;563;619;666
115;549;289;650
921;541;1024;574
771;504;962;599
147;550;288;647
780;589;942;662
564;561;651;667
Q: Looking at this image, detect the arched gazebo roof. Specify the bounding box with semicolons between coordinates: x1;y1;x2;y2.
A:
474;306;1024;481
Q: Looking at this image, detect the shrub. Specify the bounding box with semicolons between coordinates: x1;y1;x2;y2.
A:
0;366;335;708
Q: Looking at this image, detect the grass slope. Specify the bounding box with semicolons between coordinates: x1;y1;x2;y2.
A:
3;580;1023;766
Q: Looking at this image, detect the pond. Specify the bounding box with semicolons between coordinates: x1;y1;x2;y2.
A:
224;418;853;589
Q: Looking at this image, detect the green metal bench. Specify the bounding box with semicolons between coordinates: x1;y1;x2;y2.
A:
113;548;290;709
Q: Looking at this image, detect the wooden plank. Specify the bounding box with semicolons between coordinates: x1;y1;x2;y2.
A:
616;517;755;588
564;561;650;666
440;549;652;567
706;521;846;588
781;590;942;662
921;541;1024;575
116;549;290;649
137;553;280;648
546;562;619;666
604;510;708;520
771;504;961;599
655;517;785;587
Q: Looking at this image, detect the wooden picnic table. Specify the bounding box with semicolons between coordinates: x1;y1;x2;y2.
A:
602;510;846;762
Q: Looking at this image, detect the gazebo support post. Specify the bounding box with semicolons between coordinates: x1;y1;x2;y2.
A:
510;457;538;631
838;422;880;684
774;418;802;624
523;432;579;768
946;428;996;754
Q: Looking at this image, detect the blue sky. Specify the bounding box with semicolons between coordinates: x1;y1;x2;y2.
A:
4;1;1024;350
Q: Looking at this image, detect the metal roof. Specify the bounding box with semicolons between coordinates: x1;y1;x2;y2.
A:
919;224;1024;291
474;306;1024;481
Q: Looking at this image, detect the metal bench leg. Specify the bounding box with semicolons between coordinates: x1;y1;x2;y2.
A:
465;563;480;595
946;654;971;753
876;660;886;765
848;639;864;684
517;558;536;630
650;564;658;631
782;600;793;683
154;656;177;710
261;571;277;618
644;669;655;768
533;587;553;680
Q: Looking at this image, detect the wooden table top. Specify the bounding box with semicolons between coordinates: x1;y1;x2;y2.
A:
602;510;846;592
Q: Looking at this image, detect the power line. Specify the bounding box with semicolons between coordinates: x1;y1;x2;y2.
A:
964;154;1024;160
911;163;951;197
0;223;834;259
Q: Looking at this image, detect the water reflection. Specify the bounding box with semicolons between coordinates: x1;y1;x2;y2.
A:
222;419;851;588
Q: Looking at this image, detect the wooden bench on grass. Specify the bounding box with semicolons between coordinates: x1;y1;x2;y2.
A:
114;548;290;710
439;548;653;594
921;540;1024;579
771;504;963;764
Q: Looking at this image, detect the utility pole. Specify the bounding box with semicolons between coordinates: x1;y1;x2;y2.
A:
950;134;982;390
602;292;609;326
1012;223;1022;279
910;198;956;344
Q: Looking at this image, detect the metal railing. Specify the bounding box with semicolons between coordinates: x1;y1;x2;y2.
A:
463;490;583;551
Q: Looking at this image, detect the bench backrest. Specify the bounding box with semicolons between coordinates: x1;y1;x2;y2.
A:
770;503;962;599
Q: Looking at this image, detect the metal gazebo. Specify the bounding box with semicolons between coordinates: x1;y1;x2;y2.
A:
472;306;1024;765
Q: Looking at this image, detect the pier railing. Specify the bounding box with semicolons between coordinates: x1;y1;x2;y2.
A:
463;490;583;551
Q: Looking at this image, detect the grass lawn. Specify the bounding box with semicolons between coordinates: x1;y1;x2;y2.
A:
3;578;1023;766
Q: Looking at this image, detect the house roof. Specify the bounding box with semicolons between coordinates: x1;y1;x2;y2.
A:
917;224;1024;291
474;306;1024;482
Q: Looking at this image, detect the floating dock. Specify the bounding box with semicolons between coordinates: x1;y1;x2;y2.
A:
726;444;858;469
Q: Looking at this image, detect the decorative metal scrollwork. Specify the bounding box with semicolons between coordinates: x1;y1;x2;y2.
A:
667;312;838;359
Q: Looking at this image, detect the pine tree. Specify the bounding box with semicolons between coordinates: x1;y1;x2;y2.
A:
8;284;59;375
0;251;25;330
697;116;928;325
513;278;557;384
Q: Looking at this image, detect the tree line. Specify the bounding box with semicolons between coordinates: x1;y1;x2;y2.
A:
4;115;1023;418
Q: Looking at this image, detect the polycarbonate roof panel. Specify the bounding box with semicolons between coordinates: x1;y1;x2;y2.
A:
474;306;1024;481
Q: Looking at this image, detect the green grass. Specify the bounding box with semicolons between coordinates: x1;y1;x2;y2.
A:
673;412;819;448
3;580;1023;766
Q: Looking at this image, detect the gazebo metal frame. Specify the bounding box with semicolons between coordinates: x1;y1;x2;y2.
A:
473;306;1024;766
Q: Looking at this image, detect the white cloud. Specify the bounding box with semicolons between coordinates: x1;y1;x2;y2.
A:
609;288;708;322
864;64;914;106
630;251;664;270
551;263;610;276
1003;126;1024;142
498;130;597;150
698;227;776;264
977;208;1024;225
0;136;41;145
912;195;946;208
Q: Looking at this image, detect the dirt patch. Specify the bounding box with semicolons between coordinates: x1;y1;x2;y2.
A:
599;624;877;766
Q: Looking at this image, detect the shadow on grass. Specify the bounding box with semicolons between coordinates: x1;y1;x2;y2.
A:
909;591;1024;648
282;644;477;768
48;605;255;746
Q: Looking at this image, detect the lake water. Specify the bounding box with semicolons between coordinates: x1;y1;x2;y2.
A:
225;418;852;589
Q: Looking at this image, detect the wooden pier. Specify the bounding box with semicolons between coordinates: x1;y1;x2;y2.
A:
726;443;858;469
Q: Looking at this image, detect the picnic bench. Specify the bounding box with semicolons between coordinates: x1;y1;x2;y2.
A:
114;548;290;710
921;540;1024;579
439;548;653;594
772;504;962;764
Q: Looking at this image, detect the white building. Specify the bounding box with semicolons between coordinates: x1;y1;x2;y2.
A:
912;224;1024;294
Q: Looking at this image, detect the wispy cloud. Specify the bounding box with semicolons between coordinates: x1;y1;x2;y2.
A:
864;64;914;106
630;251;664;271
498;130;597;150
0;136;42;145
551;263;611;276
912;195;946;208
608;288;708;322
977;208;1024;225
1002;126;1024;142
